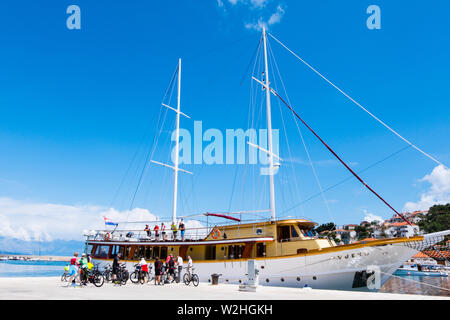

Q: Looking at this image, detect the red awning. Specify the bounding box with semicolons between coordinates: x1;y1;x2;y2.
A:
204;213;241;222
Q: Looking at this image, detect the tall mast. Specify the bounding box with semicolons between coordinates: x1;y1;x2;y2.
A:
172;58;182;224
151;59;192;225
262;27;276;221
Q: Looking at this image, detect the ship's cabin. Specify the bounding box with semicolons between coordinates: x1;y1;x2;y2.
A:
85;218;335;263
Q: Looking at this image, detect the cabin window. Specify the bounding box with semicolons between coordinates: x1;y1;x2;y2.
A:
145;247;152;260
134;246;145;260
291;226;299;238
277;226;291;242
118;246;125;258
256;228;263;235
228;245;244;259
86;245;94;256
153;247;160;259
256;243;266;257
299;225;315;238
160;247;168;260
94;245;109;259
124;246;131;260
118;246;131;260
205;246;216;260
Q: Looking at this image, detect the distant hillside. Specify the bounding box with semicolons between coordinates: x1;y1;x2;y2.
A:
0;237;85;256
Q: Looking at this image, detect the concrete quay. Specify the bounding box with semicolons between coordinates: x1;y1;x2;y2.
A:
0;277;448;300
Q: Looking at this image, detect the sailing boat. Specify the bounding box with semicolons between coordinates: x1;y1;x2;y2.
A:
86;29;450;291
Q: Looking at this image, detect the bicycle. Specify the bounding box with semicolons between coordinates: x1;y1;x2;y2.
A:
61;267;69;282
112;263;129;285
183;267;199;287
102;263;113;282
80;264;105;287
130;263;149;284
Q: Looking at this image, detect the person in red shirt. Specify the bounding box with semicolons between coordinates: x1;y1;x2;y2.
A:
67;252;79;287
154;224;160;241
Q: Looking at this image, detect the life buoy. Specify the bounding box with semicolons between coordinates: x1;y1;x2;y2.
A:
212;228;222;239
104;232;111;241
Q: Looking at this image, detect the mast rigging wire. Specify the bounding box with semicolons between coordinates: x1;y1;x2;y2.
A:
267;32;446;169
268;85;413;226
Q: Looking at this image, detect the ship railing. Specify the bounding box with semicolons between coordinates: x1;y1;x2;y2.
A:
85;218;275;242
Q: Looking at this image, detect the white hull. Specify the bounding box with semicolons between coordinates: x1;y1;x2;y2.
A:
93;243;418;291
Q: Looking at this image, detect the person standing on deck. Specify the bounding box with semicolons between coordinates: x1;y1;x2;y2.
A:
179;219;185;241
154;224;160;241
161;223;167;241
144;224;151;238
171;222;178;241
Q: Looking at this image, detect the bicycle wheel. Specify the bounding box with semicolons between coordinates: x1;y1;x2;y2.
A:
140;272;148;284
183;273;190;285
104;270;112;282
93;273;104;287
80;273;88;286
192;274;199;287
121;270;129;285
61;273;67;282
130;271;139;284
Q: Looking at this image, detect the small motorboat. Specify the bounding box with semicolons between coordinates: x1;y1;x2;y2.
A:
394;264;448;277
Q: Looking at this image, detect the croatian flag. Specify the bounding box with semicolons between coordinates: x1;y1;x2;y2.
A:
104;217;118;227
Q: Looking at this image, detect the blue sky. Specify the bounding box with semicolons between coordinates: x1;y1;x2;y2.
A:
0;1;449;241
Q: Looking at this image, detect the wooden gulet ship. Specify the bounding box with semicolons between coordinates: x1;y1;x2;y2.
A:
85;29;450;291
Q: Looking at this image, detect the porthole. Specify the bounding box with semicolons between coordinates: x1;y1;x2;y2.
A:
239;280;242;284
221;247;224;251
226;279;229;282
281;278;285;282
190;248;193;251
261;265;265;269
296;277;301;281
313;276;317;280
266;278;270;283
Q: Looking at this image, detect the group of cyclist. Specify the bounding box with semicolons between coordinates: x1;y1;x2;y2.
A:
109;252;193;286
66;252;93;287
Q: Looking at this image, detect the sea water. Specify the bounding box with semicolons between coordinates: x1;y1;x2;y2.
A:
0;260;68;278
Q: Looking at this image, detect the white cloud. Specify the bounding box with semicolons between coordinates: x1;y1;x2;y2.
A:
268;5;285;25
224;0;269;8
0;197;162;242
216;0;285;31
363;210;383;224
245;4;285;31
403;165;450;211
